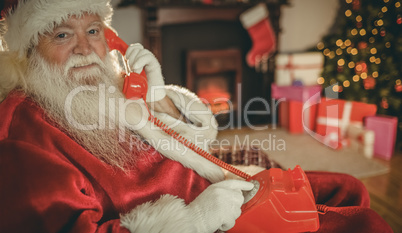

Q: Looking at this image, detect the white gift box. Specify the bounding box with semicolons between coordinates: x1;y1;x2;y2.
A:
347;123;375;159
275;52;324;86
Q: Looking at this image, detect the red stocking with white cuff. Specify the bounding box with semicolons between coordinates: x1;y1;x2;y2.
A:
240;3;276;68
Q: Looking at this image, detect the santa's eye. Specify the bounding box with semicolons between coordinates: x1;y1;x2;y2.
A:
88;29;100;35
56;33;67;39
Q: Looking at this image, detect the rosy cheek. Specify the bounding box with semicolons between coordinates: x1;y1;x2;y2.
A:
96;42;108;60
51;48;70;66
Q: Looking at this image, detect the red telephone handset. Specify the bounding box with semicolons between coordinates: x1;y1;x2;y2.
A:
104;27;319;233
104;28;148;101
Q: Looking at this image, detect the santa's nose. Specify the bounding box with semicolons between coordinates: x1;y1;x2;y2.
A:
73;35;92;56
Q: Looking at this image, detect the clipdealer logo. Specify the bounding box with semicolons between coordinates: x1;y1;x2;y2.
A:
63;83;341;150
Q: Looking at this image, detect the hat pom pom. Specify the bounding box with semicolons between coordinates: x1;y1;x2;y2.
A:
0;51;27;101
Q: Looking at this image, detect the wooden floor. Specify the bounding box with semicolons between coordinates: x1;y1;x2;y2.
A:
360;152;402;233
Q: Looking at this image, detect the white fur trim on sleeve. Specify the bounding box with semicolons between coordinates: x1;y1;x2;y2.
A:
164;85;219;143
127;85;225;183
120;195;197;233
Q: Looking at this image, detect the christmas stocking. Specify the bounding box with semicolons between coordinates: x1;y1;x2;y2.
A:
240;3;276;67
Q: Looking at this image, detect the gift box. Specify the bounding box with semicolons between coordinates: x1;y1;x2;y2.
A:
273;84;321;134
347;124;375;159
271;84;322;102
275;52;324;86
277;100;318;134
288;101;303;134
278;101;289;129
364;115;398;160
315;98;377;149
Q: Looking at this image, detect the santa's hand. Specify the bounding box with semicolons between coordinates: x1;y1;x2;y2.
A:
125;43;166;102
187;180;254;233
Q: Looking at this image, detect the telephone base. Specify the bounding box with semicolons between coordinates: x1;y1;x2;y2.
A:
228;165;319;233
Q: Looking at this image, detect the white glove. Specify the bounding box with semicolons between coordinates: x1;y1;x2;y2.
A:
125;43;166;102
187;180;255;233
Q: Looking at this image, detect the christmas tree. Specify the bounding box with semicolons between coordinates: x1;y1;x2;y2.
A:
318;0;402;151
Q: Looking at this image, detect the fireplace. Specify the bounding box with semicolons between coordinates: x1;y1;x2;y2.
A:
126;1;287;126
186;48;242;116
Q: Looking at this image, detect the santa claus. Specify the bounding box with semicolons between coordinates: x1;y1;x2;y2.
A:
0;0;394;233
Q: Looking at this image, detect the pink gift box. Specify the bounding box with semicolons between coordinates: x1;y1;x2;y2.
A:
271;84;322;102
364;115;398;160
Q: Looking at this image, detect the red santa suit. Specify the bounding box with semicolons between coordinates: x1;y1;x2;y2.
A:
0;87;394;233
0;81;231;231
0;0;393;232
0;88;219;233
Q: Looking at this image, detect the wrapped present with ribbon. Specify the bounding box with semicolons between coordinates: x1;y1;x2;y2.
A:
347;123;375;159
275;52;324;86
315;98;377;149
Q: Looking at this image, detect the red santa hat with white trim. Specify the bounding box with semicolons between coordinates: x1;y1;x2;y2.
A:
0;0;113;100
1;0;113;57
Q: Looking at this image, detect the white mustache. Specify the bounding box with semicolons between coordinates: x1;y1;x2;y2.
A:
64;52;105;75
73;62;94;68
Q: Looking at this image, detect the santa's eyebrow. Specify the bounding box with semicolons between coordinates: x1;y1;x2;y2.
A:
52;23;73;32
87;21;104;28
53;20;104;31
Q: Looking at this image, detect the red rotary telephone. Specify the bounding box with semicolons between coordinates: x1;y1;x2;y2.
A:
104;28;320;233
104;28;148;101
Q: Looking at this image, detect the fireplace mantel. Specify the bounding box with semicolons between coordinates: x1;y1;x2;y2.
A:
122;1;288;62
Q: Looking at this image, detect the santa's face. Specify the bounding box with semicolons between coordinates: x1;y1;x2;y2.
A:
36;13;108;77
26;30;149;169
24;13;153;168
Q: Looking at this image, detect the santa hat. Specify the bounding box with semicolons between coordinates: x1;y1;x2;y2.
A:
0;0;113;100
1;0;113;57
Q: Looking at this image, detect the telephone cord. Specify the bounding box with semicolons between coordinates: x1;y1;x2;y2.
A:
143;100;251;180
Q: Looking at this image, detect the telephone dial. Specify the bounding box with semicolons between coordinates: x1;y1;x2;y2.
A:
105;28;320;233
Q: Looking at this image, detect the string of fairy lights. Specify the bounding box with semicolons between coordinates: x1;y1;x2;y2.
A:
316;0;402;102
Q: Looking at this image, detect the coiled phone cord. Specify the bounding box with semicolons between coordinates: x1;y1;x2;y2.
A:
143;100;251;180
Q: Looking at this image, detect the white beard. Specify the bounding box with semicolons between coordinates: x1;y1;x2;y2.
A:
23;50;152;169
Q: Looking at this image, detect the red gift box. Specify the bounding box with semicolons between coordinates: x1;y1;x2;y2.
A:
278;100;318;134
364;115;398;160
278;101;289;130
273;84;321;134
315;98;377;149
